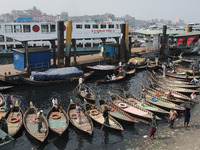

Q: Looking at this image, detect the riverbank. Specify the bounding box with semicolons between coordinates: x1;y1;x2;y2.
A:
125;95;200;150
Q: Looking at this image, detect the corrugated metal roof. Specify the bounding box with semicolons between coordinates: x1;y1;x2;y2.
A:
133;30;185;35
174;32;200;37
1;33;121;42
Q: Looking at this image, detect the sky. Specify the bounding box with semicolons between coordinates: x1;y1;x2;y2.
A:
1;0;200;23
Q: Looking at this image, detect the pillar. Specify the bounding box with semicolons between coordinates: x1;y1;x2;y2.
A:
50;40;56;67
57;21;65;67
65;21;72;67
160;25;167;57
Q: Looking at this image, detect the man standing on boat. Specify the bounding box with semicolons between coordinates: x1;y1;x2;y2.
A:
79;77;84;90
162;63;166;77
76;103;82;124
52;97;59;110
190;92;197;103
169;108;178;129
103;106;110;126
4;95;12;111
140;89;146;107
37;110;43;132
155;56;159;66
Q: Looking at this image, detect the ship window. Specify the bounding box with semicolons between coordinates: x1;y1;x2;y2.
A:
116;24;119;29
23;25;31;33
50;24;56;32
93;25;99;29
0;35;4;42
76;24;82;29
101;24;106;29
41;24;49;32
85;24;90;29
5;25;13;33
109;24;114;29
6;37;13;42
14;25;22;33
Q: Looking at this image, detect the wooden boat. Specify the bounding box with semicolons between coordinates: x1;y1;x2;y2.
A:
150;74;199;89
77;84;96;102
0;86;13;91
108;91;161;120
67;100;93;135
85;101;124;131
123;90;169;114
20;71;94;86
46;106;69;136
141;84;185;104
149;78;199;94
87;65;118;71
136;88;185;111
176;66;199;74
150;71;194;85
126;69;136;75
98;98;139;123
135;65;147;69
0;129;15;150
5;102;23;137
97;74;126;83
166;72;200;79
128;57;146;65
23;101;49;142
0;93;5;107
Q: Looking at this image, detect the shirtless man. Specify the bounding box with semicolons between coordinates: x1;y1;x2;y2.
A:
169;107;178;129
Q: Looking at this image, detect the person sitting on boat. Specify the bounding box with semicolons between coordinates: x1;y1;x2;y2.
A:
52;97;59;110
135;59;139;67
119;67;123;76
104;75;111;81
169;62;175;73
167;92;174;100
140;89;146;107
84;87;91;98
185;72;189;79
146;58;150;66
162;63;167;77
36;110;43;133
155;56;159;66
119;61;122;67
190;92;196;103
76;103;82;124
4;95;12;111
111;74;116;80
0;116;8;134
148;114;158;141
191;77;198;83
103;106;110;126
79;77;84;91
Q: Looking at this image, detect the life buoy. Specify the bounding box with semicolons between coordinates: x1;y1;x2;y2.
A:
70;114;77;119
51;114;61;120
33;117;37;123
90;110;99;116
9;117;19;123
155;93;162;96
107;107;114;112
118;103;128;108
150;98;158;102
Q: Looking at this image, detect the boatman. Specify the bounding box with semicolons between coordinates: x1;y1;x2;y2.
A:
76;103;82;124
169;107;178;129
155;56;159;66
190;92;197;103
52;97;59;110
37;110;43;132
4;95;12;111
146;58;150;66
167;92;174;100
162;63;166;77
140;89;146;107
79;77;84;91
103;106;111;126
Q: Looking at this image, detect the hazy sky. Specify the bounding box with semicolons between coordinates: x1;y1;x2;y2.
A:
1;0;200;23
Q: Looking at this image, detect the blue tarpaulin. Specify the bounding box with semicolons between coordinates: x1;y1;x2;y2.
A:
30;67;84;81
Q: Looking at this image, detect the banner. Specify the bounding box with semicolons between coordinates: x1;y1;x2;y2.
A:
177;37;185;46
187;36;196;45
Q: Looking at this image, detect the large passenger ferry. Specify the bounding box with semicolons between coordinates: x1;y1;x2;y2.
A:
0;19;124;51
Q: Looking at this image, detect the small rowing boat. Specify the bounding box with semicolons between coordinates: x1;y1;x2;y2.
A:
77;84;96;102
166;72;200;79
85;100;124;131
0;86;13;91
23;101;49;142
108;91;161;120
97;74;126;83
126;69;136;75
0;93;5;107
123;90;169;114
137;88;185;111
5;102;23;137
141;84;185;104
46;106;69;136
149;78;199;94
67;100;93;135
98;98;139;123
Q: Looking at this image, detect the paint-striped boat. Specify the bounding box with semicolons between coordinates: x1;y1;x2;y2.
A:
108;91;161;120
85;100;124;131
77;84;96;102
46;106;69;136
67;100;93;135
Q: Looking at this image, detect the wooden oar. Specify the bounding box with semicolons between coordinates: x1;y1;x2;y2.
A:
100;121;105;133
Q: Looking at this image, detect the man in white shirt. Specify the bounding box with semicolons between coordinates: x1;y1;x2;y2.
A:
79;77;84;90
52;97;59;110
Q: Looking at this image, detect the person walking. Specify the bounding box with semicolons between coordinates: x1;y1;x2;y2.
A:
148;114;158;141
184;107;191;128
103;106;110;126
169;107;178;129
36;110;43;132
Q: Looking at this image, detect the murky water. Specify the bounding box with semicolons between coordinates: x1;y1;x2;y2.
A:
0;70;154;150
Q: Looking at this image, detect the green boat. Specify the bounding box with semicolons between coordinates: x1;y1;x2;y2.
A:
0;129;15;150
